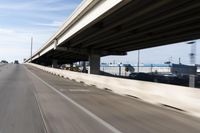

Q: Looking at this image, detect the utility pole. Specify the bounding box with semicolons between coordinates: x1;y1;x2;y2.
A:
30;37;33;62
119;62;122;76
178;57;181;64
188;41;196;65
187;41;196;88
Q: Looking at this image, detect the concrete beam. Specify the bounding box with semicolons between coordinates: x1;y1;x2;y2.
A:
70;63;73;71
55;47;127;56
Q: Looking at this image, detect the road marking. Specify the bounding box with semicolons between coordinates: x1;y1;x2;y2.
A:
24;66;49;133
68;89;90;92
27;68;123;133
32;85;49;133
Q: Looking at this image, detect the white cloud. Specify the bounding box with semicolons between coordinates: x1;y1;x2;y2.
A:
0;27;56;62
0;3;29;10
0;28;15;34
0;46;33;63
0;1;78;12
0;0;80;62
33;21;63;27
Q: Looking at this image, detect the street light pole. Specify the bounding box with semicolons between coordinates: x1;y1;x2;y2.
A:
187;41;196;88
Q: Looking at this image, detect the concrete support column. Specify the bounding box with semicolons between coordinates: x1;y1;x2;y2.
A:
52;59;58;68
70;63;73;71
82;61;87;73
89;54;100;74
80;61;87;73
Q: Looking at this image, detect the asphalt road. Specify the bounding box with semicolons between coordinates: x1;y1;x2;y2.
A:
0;64;200;133
0;64;46;133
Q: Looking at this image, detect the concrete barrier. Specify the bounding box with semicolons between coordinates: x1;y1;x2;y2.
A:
0;63;7;67
27;63;200;118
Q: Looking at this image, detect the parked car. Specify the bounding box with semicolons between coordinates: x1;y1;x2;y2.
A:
129;73;176;83
129;73;155;82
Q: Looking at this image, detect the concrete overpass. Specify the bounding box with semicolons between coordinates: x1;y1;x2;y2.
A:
26;0;200;74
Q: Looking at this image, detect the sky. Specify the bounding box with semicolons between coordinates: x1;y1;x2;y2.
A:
0;0;81;62
0;0;199;64
102;40;200;65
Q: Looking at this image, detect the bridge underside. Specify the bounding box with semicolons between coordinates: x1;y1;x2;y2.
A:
33;0;200;66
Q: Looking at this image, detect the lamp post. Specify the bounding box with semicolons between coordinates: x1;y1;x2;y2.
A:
187;41;196;88
187;41;196;65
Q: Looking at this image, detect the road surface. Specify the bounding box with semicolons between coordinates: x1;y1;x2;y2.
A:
0;64;200;133
0;64;45;133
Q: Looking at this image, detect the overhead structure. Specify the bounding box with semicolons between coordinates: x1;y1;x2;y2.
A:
26;0;200;74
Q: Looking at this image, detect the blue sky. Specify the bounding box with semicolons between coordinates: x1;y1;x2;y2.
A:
0;0;199;64
102;40;200;65
0;0;81;62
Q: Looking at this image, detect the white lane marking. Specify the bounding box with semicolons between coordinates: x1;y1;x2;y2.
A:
27;68;123;133
32;85;50;133
24;66;49;133
68;89;90;92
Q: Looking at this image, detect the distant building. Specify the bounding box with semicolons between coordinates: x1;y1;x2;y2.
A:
135;64;171;73
100;63;198;76
195;64;200;74
100;63;171;76
171;64;197;75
